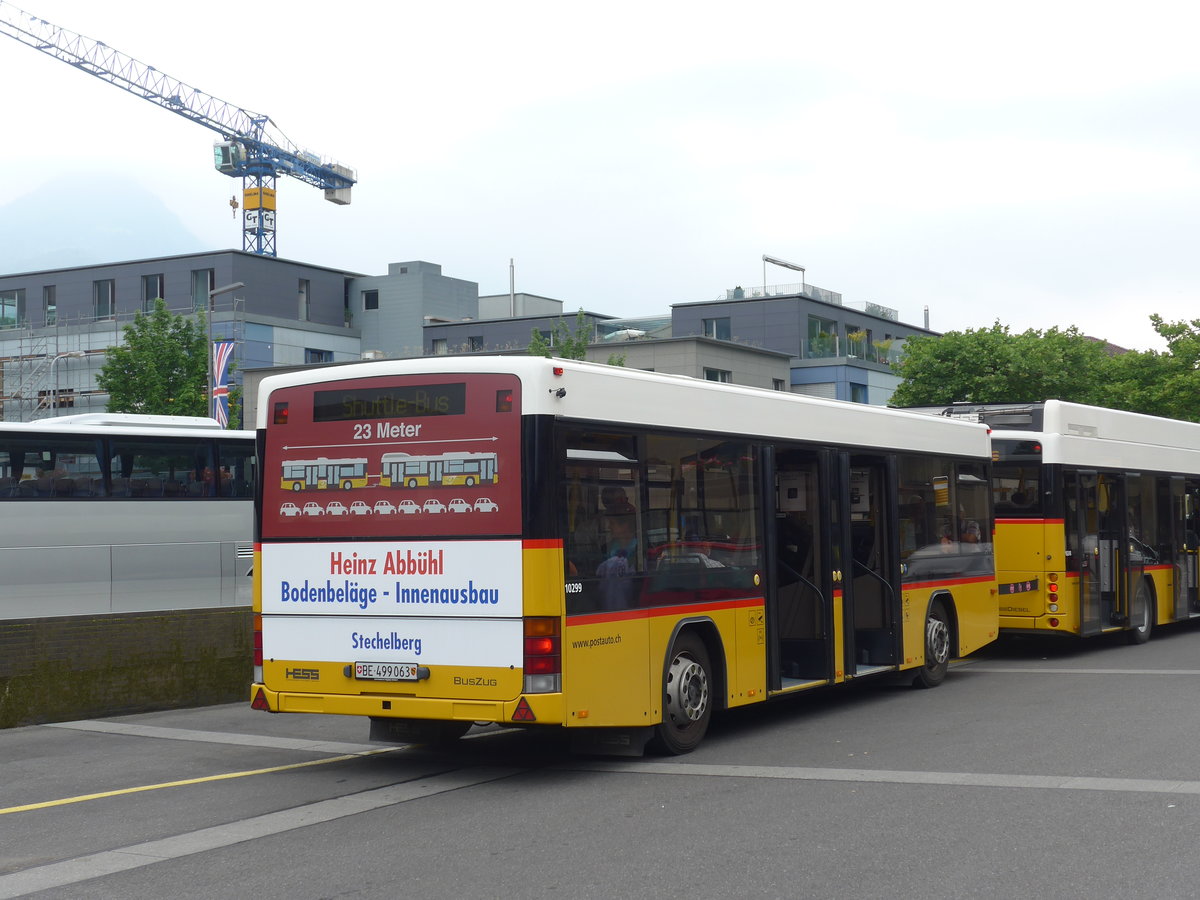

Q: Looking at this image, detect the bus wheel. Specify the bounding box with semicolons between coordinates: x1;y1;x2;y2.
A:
649;632;712;755
368;717;470;745
292;483;302;492
407;478;418;488
912;600;950;689
342;480;353;490
1127;581;1153;645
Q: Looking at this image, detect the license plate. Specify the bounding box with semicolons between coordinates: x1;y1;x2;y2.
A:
354;661;419;681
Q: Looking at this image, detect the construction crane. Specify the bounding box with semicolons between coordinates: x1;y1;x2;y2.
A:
0;1;355;257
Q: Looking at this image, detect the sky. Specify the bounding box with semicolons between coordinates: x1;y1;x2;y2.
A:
2;0;1198;350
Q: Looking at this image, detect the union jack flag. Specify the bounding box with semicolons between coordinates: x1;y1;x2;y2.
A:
211;341;236;427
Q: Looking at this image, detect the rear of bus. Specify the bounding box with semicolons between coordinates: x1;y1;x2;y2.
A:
991;430;1067;633
250;364;560;741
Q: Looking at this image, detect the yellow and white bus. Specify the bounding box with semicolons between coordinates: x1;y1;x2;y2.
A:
279;456;370;492
250;358;998;754
379;450;499;488
971;400;1200;642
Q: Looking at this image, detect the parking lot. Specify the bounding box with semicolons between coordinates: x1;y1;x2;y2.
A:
4;623;1200;899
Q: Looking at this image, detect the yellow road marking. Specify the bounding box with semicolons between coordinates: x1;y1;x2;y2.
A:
0;748;397;816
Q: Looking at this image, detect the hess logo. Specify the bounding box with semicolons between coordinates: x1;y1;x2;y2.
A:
285;668;320;680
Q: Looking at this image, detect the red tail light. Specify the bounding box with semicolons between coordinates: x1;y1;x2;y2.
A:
523;617;561;693
273;402;289;425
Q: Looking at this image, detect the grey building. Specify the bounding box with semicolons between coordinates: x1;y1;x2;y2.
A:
0;253;480;423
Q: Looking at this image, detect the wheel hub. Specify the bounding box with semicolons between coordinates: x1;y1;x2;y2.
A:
666;653;709;724
926;616;950;665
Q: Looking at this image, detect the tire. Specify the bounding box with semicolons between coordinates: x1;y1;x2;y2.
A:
291;482;301;492
912;600;951;689
368;717;470;745
408;478;418;488
465;476;476;487
342;480;353;491
648;632;713;754
1126;580;1153;645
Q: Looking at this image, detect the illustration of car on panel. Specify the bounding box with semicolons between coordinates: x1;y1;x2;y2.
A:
473;498;499;512
280;502;302;517
373;500;397;515
397;499;422;515
350;501;373;516
447;498;471;513
302;502;325;516
422;499;447;514
325;501;348;516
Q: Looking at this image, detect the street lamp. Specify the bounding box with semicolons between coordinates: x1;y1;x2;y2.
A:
48;350;86;415
207;282;244;420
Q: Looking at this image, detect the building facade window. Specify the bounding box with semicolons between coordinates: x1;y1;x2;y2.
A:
807;315;839;358
468;335;484;352
141;274;165;311
43;285;56;326
191;269;214;312
93;280;115;320
773;379;786;391
0;289;26;328
432;338;448;355
703;317;731;341
850;383;868;404
363;289;379;310
304;348;333;364
703;368;732;383
298;279;311;321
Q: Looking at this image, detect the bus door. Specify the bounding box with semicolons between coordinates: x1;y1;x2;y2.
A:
1066;470;1123;635
1181;479;1200;616
1169;477;1190;620
841;454;900;675
767;446;832;687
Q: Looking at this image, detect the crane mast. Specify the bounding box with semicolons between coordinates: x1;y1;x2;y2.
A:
0;1;356;256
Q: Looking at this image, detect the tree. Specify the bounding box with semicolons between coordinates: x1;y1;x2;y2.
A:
528;309;593;360
96;298;208;416
1095;316;1200;421
889;322;1110;408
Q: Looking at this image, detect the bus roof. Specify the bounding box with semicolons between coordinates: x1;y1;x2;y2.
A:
258;357;990;459
992;399;1200;473
0;413;252;440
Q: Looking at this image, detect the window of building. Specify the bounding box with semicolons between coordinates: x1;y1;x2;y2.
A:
702;317;731;341
432;338;448;355
37;389;75;410
141;274;164;311
807;315;839;358
304;348;333;364
537;329;554;347
93;280;115;320
773;379;786;391
468;335;484;352
703;368;732;383
43;285;56;326
398;266;408;274
191;269;214;312
363;289;379;310
298;279;311;321
0;289;25;328
850;383;868;404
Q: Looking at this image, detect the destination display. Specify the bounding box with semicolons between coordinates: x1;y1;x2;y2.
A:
313;383;466;422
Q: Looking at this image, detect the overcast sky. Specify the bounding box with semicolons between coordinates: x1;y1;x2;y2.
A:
2;0;1197;350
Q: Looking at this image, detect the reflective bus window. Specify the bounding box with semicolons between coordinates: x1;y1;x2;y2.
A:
217;439;256;498
108;437;215;498
0;435;103;498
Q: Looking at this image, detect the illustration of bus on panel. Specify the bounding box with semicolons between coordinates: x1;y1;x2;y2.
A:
280;457;370;492
379;451;499;489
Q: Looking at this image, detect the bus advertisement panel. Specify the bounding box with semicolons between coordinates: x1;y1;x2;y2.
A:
261;373;520;539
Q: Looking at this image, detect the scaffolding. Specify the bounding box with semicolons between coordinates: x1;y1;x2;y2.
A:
0;299;245;423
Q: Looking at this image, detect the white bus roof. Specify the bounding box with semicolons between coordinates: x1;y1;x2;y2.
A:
994;399;1200;474
257;356;990;458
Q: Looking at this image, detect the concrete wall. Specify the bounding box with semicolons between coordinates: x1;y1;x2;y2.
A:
0;608;251;728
